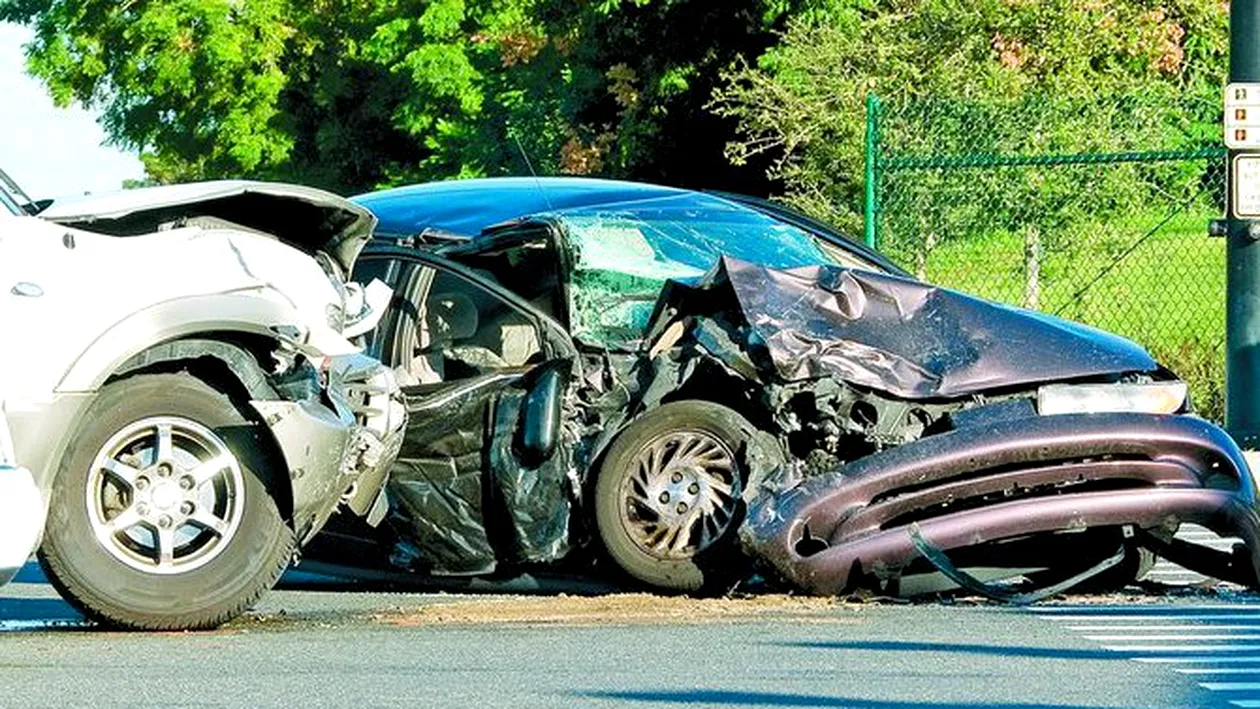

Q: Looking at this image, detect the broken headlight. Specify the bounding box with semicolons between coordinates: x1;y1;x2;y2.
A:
1036;381;1188;416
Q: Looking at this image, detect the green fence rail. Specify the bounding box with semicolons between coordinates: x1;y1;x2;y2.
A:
864;93;1228;420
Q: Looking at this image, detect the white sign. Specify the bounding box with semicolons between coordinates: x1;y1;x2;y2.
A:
1234;154;1260;218
1225;83;1260;149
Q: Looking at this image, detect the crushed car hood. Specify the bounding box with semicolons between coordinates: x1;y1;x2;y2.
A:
40;180;376;273
656;258;1159;399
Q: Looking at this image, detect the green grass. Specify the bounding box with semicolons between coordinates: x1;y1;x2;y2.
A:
883;207;1226;420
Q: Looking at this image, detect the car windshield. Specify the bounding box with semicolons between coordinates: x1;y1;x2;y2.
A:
554;192;847;347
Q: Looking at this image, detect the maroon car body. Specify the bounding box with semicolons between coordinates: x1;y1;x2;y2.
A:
339;178;1259;599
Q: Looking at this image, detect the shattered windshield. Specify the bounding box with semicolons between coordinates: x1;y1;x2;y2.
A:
557;193;841;347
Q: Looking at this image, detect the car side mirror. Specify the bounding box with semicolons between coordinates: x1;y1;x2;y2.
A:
517;363;567;467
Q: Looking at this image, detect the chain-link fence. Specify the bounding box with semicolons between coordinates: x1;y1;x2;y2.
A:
865;93;1228;420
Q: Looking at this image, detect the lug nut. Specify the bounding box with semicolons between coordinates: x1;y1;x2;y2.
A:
157;463;172;477
676;502;688;514
158;515;172;529
135;477;150;491
136;503;150;516
688;483;700;494
180;502;195;515
658;492;670;504
671;471;684;483
179;476;195;490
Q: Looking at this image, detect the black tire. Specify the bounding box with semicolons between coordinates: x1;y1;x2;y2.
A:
39;373;294;631
594;401;753;592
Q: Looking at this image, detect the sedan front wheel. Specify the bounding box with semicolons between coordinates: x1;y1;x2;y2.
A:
594;401;752;592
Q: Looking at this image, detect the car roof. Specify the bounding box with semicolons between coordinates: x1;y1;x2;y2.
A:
352;177;694;239
354;176;908;277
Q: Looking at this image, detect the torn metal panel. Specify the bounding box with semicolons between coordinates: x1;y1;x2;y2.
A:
487;389;573;564
387;377;502;574
251;398;356;542
653;257;1159;399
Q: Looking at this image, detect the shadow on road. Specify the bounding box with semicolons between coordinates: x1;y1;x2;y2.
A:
578;689;1127;708
774;640;1118;661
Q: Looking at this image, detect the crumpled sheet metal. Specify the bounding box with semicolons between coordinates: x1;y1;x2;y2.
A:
660;257;1159;399
487;389;572;564
388;371;575;574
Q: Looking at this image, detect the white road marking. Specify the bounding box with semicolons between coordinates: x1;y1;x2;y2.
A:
0;619;90;632
1136;656;1260;664
1040;605;1260;612
1102;644;1260;652
1044;615;1260;622
1069;625;1260;631
1042;598;1260;707
1087;634;1260;641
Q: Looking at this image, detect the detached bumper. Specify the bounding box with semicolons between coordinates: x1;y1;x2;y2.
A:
0;465;44;586
742;412;1260;595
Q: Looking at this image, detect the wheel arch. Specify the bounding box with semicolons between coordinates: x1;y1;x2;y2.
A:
56;292;304;395
53;335;302;527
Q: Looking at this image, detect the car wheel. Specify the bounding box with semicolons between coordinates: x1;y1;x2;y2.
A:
594;401;751;592
39;373;294;631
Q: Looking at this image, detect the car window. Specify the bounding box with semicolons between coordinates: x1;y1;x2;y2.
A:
368;260;544;386
556;194;849;347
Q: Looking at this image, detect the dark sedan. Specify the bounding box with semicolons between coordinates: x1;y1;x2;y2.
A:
324;176;1259;599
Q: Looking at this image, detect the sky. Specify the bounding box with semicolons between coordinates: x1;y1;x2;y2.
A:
0;23;144;200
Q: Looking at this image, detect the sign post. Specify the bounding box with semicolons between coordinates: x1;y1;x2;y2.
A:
1226;0;1260;448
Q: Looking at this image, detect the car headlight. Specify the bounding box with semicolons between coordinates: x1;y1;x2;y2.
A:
1036;381;1188;416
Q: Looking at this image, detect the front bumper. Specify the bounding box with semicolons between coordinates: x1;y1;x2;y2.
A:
253;353;405;544
742;412;1260;595
0;465;44;585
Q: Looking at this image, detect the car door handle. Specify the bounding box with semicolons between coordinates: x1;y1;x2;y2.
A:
10;282;43;297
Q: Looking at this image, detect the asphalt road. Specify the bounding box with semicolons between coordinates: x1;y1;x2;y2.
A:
2;563;1258;708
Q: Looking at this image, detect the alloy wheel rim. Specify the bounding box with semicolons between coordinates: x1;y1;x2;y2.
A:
85;416;245;575
619;430;740;560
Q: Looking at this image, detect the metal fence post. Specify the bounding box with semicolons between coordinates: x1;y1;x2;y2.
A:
864;93;881;249
1227;0;1260;447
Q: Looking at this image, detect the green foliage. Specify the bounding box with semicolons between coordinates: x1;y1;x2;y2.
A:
712;0;1230;228
710;0;1231;420
1;0;825;193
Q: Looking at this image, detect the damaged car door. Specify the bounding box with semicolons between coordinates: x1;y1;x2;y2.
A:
354;248;579;575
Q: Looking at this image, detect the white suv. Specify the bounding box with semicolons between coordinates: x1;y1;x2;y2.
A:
0;171;404;630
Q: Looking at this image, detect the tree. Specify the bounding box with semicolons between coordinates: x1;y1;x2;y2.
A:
711;0;1228;228
1;0;822;194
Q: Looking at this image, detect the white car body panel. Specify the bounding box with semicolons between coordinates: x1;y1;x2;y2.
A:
0;212;353;407
0;179;402;540
0;407;42;586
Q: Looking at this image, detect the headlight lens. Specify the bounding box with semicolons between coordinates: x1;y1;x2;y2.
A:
1037;381;1188;416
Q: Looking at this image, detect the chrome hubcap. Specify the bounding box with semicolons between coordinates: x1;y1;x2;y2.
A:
619;430;739;560
86;417;245;574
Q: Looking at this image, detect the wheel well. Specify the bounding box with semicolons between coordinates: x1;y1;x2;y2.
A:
101;334;295;521
658;371;772;432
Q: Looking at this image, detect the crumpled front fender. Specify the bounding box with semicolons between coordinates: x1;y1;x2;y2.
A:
741;412;1260;595
252;354;405;544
